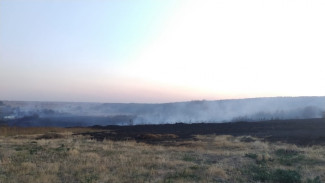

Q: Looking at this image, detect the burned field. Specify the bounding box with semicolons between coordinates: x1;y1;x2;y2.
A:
83;118;325;146
1;118;325;182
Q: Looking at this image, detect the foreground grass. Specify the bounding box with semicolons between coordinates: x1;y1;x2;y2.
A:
0;128;325;182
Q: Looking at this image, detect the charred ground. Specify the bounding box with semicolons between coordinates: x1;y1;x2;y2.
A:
82;118;325;146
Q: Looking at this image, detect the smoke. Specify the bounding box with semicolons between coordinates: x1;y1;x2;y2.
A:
130;97;325;124
1;96;324;126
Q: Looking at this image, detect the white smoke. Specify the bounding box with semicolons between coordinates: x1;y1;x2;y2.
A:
1;96;325;126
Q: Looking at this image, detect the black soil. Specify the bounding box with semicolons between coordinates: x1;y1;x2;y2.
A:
81;118;325;146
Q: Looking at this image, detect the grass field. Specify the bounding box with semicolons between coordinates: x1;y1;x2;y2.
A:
0;126;325;183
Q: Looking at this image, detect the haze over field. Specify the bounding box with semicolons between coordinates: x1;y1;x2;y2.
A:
1;97;324;126
1;0;325;103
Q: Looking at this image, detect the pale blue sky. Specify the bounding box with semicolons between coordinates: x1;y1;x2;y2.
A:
1;0;325;102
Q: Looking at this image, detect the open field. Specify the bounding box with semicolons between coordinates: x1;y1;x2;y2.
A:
1;119;325;182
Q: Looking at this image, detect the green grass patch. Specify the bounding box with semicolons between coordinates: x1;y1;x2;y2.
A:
82;173;99;183
275;149;305;166
245;153;270;165
245;165;302;183
182;154;197;162
248;165;272;182
10;151;30;165
272;169;301;183
13;142;44;155
245;153;258;159
55;144;70;152
189;165;200;170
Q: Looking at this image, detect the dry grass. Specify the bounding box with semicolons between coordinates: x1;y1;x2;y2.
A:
0;128;325;183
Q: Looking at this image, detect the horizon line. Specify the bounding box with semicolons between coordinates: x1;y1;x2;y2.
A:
1;96;325;105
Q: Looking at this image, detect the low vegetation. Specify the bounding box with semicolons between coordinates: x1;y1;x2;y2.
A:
0;127;325;182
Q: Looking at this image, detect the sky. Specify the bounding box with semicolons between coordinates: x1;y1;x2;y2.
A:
1;0;325;103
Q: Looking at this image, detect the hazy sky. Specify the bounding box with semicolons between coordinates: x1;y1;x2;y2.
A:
1;0;325;103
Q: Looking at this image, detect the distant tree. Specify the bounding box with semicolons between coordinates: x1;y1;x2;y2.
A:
0;101;4;106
